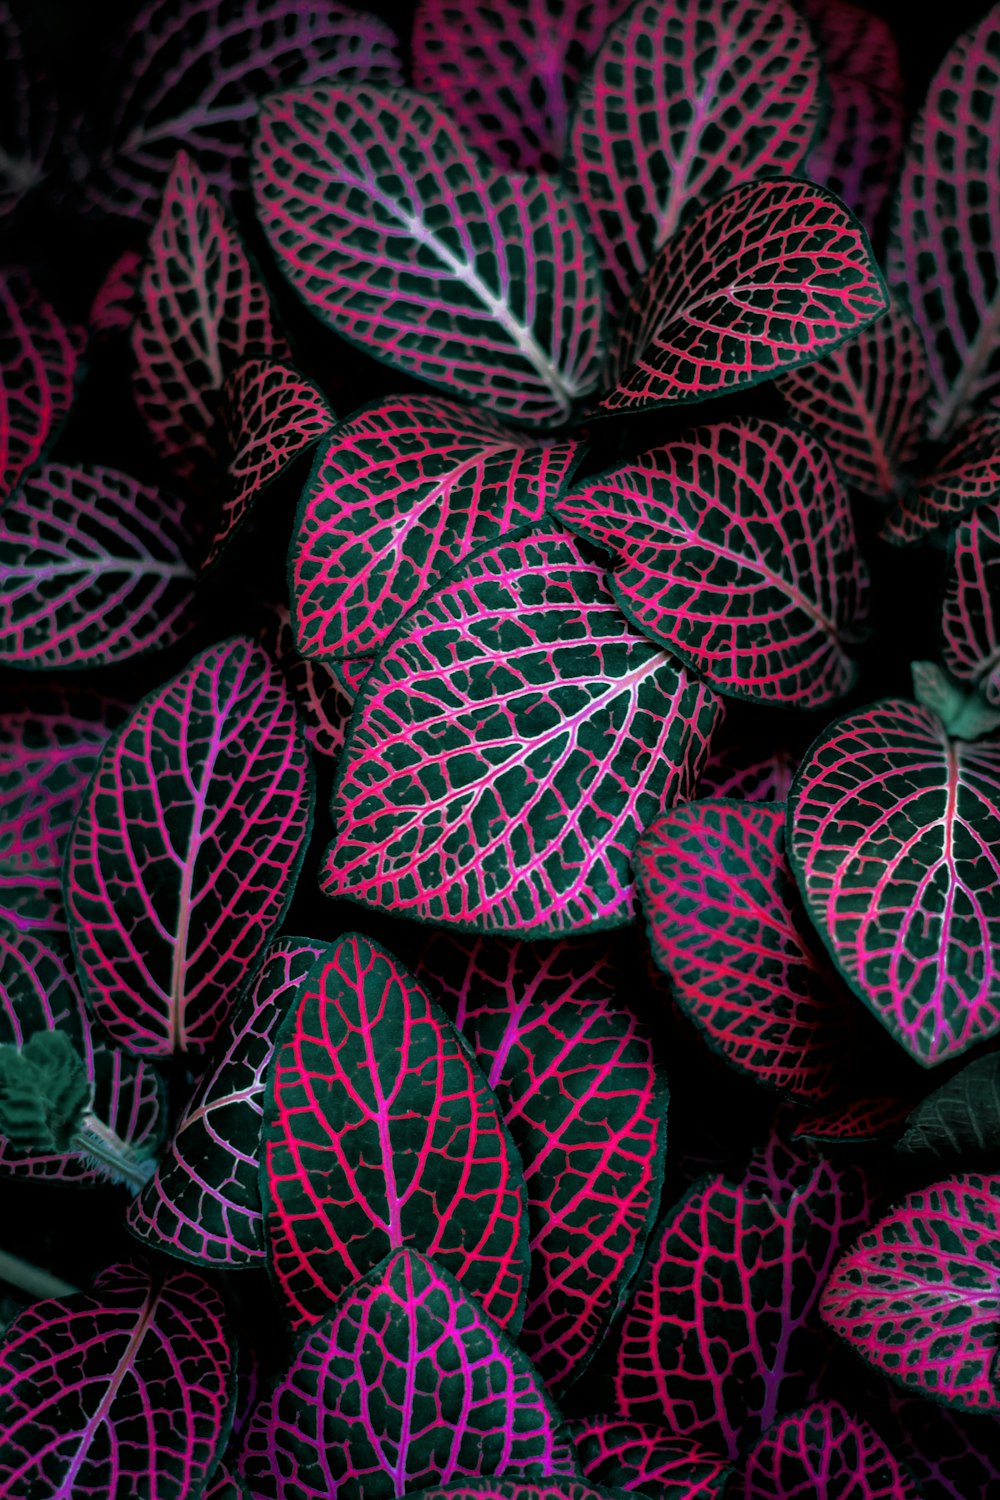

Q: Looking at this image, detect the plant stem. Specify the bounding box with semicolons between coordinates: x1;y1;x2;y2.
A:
72;1113;156;1194
0;1249;79;1301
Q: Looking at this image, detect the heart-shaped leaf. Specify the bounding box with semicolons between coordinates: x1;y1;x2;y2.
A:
896;1055;1000;1168
882;412;1000;544
552;419;868;707
237;1248;577;1500
259;603;354;759
263;933;529;1332
127;936;325;1267
0;1;56;222
569;1418;733;1499
322;528;721;935
252;83;606;426
737;1399;921;1499
0;268;80;506
65;635;313;1058
696;738;799;803
566;0;820;311
942;497;1000;707
88;248;142;340
291;395;583;662
0;1261;234;1497
821;1174;1000;1412
787;698;1000;1067
415;933;665;1391
792;1097;909;1146
0;463;198;670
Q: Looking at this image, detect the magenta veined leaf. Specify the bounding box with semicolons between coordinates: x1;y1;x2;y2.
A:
635;800;854;1103
0;1;57;222
332;655;373;696
787;698;1000;1067
777;293;930;501
0;268;80;506
821;1174;1000;1413
696;737;799;803
206;1465;250;1500
791;1096;909;1146
415;933;665;1392
552;419;868;707
569;1417;733;1499
88;247;142;340
0;463;198;671
322;528;721;936
291;395;583;662
259;603;354;759
87;0;402;222
882;412;1000;544
0;1260;234;1498
942;497;1000;707
411;0;631;173
262;933;529;1333
127;937;325;1268
566;0;821;311
399;1486;626;1500
237;1248;578;1500
738;1399;921;1499
252;83;606;427
132;150;288;493
602;178;889;412
65;635;314;1058
887;6;1000;440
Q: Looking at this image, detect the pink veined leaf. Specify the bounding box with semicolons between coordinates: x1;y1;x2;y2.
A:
88;248;142;340
322;528;722;936
776;293;930;501
64;636;313;1058
87;0;402;222
736;1399;921;1499
877;1385;1000;1500
415;932;665;1393
262;933;529;1333
0;1261;234;1498
0;463;198;670
787;698;1000;1067
569;1417;734;1499
252;83;607;427
398;1488;627;1500
259;603;354;759
132;150;288;493
791;1097;910;1145
566;0;821;311
332;655;373;696
0;1;57;222
291;395;583;662
882;411;1000;544
410;0;632;173
552;419;869;707
635;800;854;1103
942;497;1000;707
821;1173;1000;1413
0;268;80;506
603;178;889;411
696;737;800;803
205;1466;250;1500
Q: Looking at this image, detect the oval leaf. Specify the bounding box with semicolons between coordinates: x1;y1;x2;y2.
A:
0;268;79;506
883;412;1000;545
896;1054;1000;1168
259;602;354;759
737;1399;921;1500
570;1417;733;1499
942;496;1000;705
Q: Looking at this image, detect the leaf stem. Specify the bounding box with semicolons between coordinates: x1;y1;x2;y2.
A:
0;1249;79;1301
73;1113;156;1194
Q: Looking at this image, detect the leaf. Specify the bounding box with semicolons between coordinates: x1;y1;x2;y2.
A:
332;655;373;696
65;635;313;1058
791;1097;909;1146
0;463;198;670
821;1173;1000;1413
696;738;799;803
88;0;402;222
566;0;821;310
942;498;1000;707
896;1055;1000;1168
206;1466;250;1500
552;419;868;707
0;0;57;221
737;1399;921;1499
0;268;80;506
252;83;606;426
259;603;354;759
787;698;1000;1067
399;1487;626;1500
237;1248;578;1500
263;933;529;1332
635;800;853;1102
887;5;1000;440
415;933;666;1391
882;412;1000;544
0;1260;233;1498
602;179;889;413
569;1418;733;1499
322;528;721;936
291;395;583;662
127;936;324;1267
877;1387;1000;1500
88;248;142;340
776;293;930;501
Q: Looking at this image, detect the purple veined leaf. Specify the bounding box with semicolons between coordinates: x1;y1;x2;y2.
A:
791;1096;909;1146
882;411;1000;545
0;268;80;507
887;6;1000;441
896;1054;1000;1168
877;1385;1000;1500
322;528;722;936
237;1248;578;1500
291;395;583;662
569;1418;733;1499
0;1;57;222
414;932;665;1392
0;1260;234;1498
635;800;854;1103
132;150;289;493
65;635;313;1058
552;419;869;707
737;1399;921;1500
206;1465;251;1500
0;462;198;670
127;936;325;1267
821;1173;1000;1413
787;698;1000;1067
331;654;372;696
399;1486;631;1500
259;603;354;760
941;496;1000;707
696;738;799;803
87;0;402;223
566;0;821;312
88;247;142;340
776;293;930;502
262;933;529;1332
410;0;632;173
602;178;889;413
252;84;606;428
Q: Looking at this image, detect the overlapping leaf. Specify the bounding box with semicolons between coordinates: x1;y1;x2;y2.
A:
696;738;799;803
896;1055;1000;1167
332;655;373;696
787;698;1000;1066
792;1097;908;1146
259;603;354;759
0;268;80;506
942;497;1000;706
883;412;1000;544
252;84;606;426
570;1418;733;1499
323;529;721;935
88;248;142;340
737;1399;920;1499
0;1;56;222
65;636;313;1057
